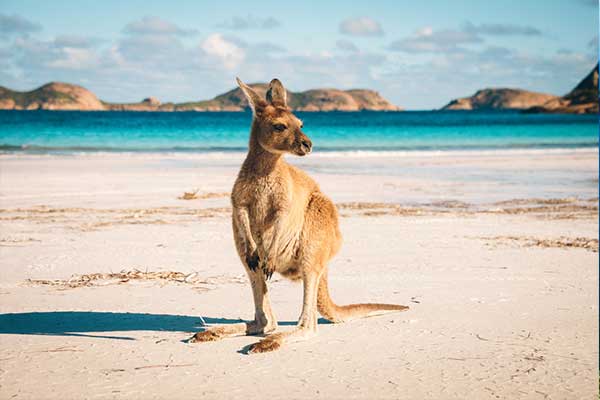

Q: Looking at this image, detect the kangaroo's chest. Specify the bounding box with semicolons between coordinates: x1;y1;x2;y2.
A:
234;173;306;264
245;175;290;230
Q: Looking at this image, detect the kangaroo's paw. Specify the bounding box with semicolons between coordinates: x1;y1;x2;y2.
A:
188;329;222;343
246;251;260;271
260;258;276;281
248;338;281;353
248;333;284;354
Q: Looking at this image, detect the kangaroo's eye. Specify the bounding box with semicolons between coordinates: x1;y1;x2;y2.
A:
273;123;287;132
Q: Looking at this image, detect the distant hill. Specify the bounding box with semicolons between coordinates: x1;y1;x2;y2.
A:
441;88;558;111
526;64;598;114
176;84;401;111
0;82;104;110
0;82;401;112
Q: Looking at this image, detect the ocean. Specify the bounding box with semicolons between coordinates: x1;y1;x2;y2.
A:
0;110;597;155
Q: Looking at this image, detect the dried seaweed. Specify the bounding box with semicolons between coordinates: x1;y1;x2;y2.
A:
479;236;598;252
0;197;597;233
178;190;229;200
26;269;247;289
178;189;200;200
0;237;41;246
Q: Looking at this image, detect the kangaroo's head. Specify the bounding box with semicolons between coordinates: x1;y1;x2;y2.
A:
236;77;312;157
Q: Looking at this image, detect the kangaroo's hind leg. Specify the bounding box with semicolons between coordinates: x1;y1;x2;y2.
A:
248;267;321;353
189;216;278;343
247;193;336;353
189;268;278;342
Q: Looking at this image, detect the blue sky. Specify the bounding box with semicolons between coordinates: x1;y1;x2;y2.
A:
0;0;597;109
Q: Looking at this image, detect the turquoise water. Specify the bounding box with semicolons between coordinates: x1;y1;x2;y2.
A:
0;110;597;154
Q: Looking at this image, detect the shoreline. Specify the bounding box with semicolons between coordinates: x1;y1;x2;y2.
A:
0;150;597;207
1;145;597;158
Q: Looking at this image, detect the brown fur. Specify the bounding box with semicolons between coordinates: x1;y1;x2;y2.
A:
189;78;408;352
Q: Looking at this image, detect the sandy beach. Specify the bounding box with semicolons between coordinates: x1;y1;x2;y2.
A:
0;150;598;399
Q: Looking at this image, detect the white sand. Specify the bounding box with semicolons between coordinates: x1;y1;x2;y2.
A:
0;151;598;399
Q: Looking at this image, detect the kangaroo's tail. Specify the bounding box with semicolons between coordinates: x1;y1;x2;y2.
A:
317;268;409;323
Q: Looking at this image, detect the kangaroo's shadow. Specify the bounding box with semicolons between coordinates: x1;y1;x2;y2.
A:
0;312;330;341
0;311;306;341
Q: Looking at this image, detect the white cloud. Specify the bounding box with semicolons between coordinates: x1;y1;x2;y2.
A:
123;16;197;36
0;13;41;36
46;47;98;69
218;15;280;30
336;39;359;53
390;22;543;55
201;33;245;70
54;35;99;48
588;35;598;51
389;27;480;53
462;21;542;36
11;36;100;72
339;17;384;37
253;42;286;53
416;27;433;36
117;33;186;63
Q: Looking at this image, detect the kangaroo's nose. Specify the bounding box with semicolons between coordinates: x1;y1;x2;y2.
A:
300;138;312;154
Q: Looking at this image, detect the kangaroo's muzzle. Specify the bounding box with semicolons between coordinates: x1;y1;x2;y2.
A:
297;137;312;156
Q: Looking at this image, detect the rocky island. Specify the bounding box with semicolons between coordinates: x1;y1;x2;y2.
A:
525;64;598;114
0;82;105;111
441;88;558;111
441;64;598;114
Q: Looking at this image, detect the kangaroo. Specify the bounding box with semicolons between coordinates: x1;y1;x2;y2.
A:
189;78;408;353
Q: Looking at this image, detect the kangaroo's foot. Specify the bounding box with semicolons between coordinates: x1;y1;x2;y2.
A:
247;326;316;354
247;333;283;353
189;329;222;343
189;319;277;343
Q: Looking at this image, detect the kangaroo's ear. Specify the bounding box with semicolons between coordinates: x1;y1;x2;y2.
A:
266;78;287;108
236;77;266;115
